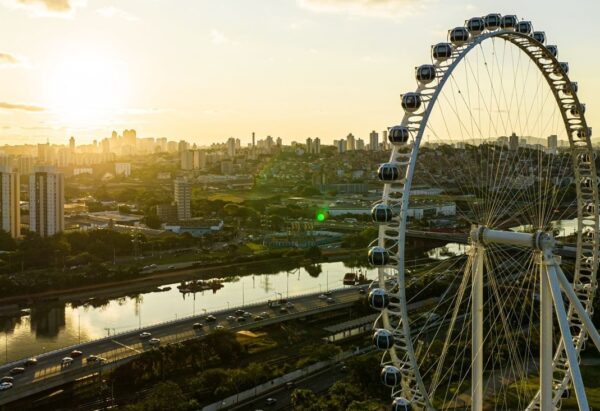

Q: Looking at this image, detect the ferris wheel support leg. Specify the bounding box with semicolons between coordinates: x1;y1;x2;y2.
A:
471;245;484;411
544;253;590;411
540;254;554;411
555;265;600;353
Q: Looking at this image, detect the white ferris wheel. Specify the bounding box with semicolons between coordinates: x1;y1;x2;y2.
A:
367;13;600;411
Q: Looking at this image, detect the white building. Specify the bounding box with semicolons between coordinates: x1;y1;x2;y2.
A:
0;166;20;239
547;134;558;155
174;177;191;220
227;137;236;157
115;162;132;177
29;166;64;237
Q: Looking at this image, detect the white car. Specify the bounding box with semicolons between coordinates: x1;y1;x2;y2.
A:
139;332;152;339
61;357;73;367
318;294;328;300
0;382;12;391
226;315;236;321
149;338;161;346
215;325;225;330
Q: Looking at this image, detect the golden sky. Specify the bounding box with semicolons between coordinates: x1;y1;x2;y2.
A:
0;0;597;146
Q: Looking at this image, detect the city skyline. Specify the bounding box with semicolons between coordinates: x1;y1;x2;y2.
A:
2;0;600;146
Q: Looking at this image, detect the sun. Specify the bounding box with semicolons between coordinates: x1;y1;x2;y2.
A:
44;58;129;128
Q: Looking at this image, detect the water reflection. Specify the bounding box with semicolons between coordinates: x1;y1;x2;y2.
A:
0;260;376;363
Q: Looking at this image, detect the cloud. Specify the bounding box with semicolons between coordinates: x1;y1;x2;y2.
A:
210;29;230;45
297;0;433;19
0;102;45;112
6;0;85;17
96;6;138;21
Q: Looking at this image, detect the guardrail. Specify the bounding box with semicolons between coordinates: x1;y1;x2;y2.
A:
0;285;357;372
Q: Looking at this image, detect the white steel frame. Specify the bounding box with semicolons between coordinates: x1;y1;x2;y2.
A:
376;20;599;411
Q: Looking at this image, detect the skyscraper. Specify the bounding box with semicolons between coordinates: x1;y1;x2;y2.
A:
0;166;20;239
29;166;64;237
313;137;321;154
306;137;313;153
356;138;365;150
252;132;255;147
369;131;379;151
509;132;519;151
227;137;236;157
69;136;75;153
547;134;558;155
174;177;191;221
346;133;356;151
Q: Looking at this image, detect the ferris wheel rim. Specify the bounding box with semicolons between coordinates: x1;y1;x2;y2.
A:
374;24;599;411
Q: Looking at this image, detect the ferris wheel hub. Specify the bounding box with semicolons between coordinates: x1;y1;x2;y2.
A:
470;226;555;250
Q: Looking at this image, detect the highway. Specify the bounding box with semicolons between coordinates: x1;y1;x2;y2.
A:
0;286;366;406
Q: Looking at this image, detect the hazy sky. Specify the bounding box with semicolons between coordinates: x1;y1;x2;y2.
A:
0;0;597;146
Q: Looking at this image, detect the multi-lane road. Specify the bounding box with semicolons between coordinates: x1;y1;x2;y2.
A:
0;286;366;406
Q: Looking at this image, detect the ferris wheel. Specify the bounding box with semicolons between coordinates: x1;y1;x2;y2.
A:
367;13;600;411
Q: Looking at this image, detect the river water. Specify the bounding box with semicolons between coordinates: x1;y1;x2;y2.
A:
0;261;375;364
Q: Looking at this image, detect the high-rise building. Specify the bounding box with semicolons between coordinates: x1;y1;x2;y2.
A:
547;134;558;154
313;137;321;154
382;130;388;150
29;166;64;237
337;139;347;154
193;150;206;170
227;137;236;157
252;132;256;147
180;150;194;170
306;138;313;153
174;177;191;221
509;132;519;151
356;138;365;150
0;166;20;239
369;131;379;151
346;133;356;151
37;143;51;163
178;140;189;153
276;137;282;147
69;136;75;153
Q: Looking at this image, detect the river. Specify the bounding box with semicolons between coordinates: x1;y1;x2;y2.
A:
0;261;375;364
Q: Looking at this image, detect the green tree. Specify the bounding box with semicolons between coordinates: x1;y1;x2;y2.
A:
123;381;189;411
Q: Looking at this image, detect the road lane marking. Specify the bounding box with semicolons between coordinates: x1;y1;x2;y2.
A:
111;339;142;354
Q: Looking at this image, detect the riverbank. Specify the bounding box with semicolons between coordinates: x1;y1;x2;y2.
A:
0;248;363;308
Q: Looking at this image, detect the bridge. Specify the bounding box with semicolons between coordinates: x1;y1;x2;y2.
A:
0;286;365;407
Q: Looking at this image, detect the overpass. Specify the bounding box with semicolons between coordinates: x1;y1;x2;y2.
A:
0;286;365;407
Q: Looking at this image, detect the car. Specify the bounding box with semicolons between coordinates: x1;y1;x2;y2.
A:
265;398;278;406
259;311;269;317
358;288;366;294
236;316;246;322
243;311;252;317
23;358;38;367
139;332;152;339
70;350;83;358
192;322;203;330
285;302;294;308
279;306;288;313
253;315;264;321
324;291;333;296
285;381;295;389
215;325;225;330
168;265;175;269
149;338;161;346
0;382;12;391
9;367;24;375
318;294;327;300
0;376;14;384
61;357;73;367
206;315;217;322
327;297;335;304
86;355;101;363
235;309;245;316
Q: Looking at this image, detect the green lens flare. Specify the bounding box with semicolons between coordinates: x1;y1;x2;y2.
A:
316;213;326;222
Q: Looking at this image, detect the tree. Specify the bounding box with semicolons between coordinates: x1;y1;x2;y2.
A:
123;381;189;411
144;214;162;229
0;231;16;252
304;246;322;261
291;389;322;410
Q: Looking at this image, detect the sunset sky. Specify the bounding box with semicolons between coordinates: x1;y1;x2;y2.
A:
1;0;598;146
